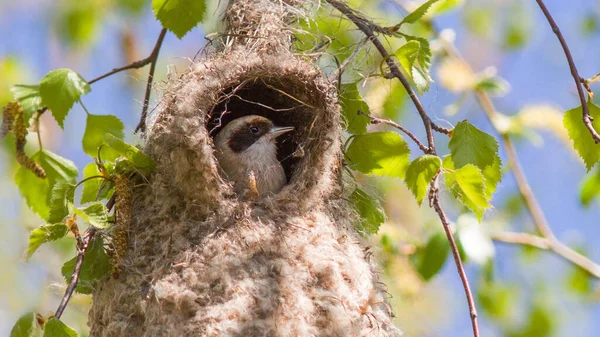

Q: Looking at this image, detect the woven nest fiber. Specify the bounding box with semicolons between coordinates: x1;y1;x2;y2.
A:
88;0;400;336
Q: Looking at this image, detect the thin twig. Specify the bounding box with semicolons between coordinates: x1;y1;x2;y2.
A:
491;231;600;278
325;1;479;336
54;227;97;319
535;0;600;144
431;179;480;335
135;28;168;133
88;29;167;85
357;110;429;153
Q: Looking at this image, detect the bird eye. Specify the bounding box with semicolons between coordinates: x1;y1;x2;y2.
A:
250;126;259;134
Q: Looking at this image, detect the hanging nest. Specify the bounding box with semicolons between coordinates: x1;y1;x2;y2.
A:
88;0;400;336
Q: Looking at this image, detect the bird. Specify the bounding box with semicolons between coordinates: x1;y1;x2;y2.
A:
214;115;294;197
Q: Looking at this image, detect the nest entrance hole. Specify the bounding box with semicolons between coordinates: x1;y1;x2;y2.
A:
207;78;318;181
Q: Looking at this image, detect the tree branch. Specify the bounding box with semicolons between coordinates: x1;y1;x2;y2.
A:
54;197;116;319
325;1;479;336
491;231;600;278
357;110;429;153
135;28;168;133
54;227;97;319
535;0;600;143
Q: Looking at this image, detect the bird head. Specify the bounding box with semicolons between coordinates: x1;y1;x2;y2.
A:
214;115;294;154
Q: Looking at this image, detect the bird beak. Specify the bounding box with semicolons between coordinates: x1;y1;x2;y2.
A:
267;126;294;140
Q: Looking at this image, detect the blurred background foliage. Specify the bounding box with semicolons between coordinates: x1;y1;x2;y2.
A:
1;0;600;336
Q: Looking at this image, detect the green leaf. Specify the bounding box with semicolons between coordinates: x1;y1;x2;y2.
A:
339;83;371;134
152;0;206;39
449;120;500;170
404;155;441;205
48;183;75;224
399;0;441;26
42;317;78;337
104;134;156;173
15;151;78;220
10;85;43;123
56;1;100;47
475;76;510;96
580;168;600;207
444;155;501;200
346;132;410;178
410;231;450;281
444;164;491;220
478;280;516;321
563;103;600;171
509;303;554;337
73;202;109;228
10;311;40;337
61;236;111;294
349;187;385;235
117;0;147;14
27;223;69;259
567;264;592;295
83;113;124;160
39;69;90;128
81;163;113;204
395;36;433;94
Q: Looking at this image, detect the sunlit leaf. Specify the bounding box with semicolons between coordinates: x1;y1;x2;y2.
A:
61;236;111;294
449;120;499;170
27;223;69;259
15;151;78;220
42;317;78;337
339;83;371;134
346;132;410;178
404;155;441;205
39;69;90;128
152;0;206;38
81;163;113;204
82;114;124;159
399;0;441;26
563;103;600;171
10;311;40;337
580;168;600;207
10;85;43;123
73;202;109;228
349;187;385;235
48;183;75;224
104;134;156;173
444;164;491;220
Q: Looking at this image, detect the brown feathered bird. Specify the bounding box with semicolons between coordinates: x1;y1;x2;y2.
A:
214;115;294;197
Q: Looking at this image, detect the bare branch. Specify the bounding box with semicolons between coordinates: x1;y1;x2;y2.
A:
535;0;600;143
135;28;168;133
491;231;600;278
357;110;430;153
430;177;480;336
54;227;97;319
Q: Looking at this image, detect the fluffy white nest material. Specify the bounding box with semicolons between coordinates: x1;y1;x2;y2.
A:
88;0;400;336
